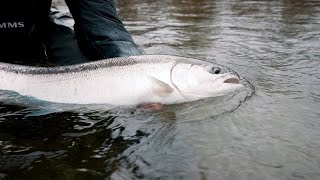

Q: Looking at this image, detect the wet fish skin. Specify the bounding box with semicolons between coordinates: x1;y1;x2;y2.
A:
0;55;243;105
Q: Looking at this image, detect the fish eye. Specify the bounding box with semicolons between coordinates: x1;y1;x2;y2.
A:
210;66;221;74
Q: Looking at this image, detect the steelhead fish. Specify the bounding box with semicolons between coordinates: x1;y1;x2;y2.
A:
0;55;243;105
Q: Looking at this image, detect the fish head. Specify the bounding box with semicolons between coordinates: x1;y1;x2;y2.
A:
171;61;244;100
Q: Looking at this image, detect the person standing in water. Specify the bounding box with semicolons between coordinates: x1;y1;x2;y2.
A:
0;0;142;66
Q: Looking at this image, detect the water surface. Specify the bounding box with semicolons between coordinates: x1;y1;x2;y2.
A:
1;0;320;179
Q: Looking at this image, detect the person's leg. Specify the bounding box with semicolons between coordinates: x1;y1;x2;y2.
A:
45;5;88;65
65;0;143;61
0;0;51;66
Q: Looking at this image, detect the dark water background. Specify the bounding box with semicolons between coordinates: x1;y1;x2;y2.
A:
1;0;320;179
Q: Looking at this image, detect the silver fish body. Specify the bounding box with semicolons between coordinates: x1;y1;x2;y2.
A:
0;55;243;105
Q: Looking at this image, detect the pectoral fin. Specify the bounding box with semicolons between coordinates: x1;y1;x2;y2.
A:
148;76;174;97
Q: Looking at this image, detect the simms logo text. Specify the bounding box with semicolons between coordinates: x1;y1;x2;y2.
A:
0;22;24;28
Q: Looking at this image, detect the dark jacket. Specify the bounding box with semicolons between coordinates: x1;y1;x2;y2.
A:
0;0;141;65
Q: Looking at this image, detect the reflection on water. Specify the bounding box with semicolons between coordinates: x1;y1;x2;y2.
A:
1;0;320;179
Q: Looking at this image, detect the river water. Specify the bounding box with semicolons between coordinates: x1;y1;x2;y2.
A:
1;0;320;179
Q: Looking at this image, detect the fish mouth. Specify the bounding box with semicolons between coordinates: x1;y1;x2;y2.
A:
223;77;240;84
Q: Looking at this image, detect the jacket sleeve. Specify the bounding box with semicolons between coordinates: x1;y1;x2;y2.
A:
65;0;142;60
